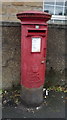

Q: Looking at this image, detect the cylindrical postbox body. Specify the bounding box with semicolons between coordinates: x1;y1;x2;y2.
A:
16;11;51;107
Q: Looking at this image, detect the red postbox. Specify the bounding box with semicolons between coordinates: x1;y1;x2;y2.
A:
16;11;51;106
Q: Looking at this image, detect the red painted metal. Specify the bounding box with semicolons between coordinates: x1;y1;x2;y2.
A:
16;11;51;88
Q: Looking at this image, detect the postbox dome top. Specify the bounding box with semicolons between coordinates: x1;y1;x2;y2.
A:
16;10;52;22
17;10;51;15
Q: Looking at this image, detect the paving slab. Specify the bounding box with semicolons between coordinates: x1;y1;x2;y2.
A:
2;91;66;119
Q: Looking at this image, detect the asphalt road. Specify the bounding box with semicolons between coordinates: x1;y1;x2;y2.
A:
2;91;66;119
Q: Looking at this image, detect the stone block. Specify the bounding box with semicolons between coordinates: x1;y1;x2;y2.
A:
24;2;42;7
0;15;2;21
16;6;32;13
2;2;12;6
12;2;24;6
0;6;2;14
2;15;8;21
2;4;7;15
6;6;18;15
8;15;18;22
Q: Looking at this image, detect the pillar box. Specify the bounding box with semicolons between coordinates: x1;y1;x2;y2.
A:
16;11;51;107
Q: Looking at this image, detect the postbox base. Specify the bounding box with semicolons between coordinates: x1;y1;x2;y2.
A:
21;85;43;107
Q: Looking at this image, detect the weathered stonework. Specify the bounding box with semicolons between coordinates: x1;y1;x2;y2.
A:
2;25;21;89
1;2;43;22
47;26;65;71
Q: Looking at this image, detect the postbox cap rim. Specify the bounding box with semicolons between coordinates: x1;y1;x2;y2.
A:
16;10;52;18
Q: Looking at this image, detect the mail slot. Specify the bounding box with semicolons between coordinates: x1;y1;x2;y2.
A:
16;11;51;106
27;29;46;36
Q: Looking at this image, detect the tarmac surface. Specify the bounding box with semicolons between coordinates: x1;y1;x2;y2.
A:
2;91;66;119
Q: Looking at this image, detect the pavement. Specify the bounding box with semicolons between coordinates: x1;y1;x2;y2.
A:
2;91;66;119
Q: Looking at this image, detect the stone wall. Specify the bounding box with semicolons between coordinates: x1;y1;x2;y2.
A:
1;2;43;22
2;23;21;89
47;25;65;71
2;22;66;89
